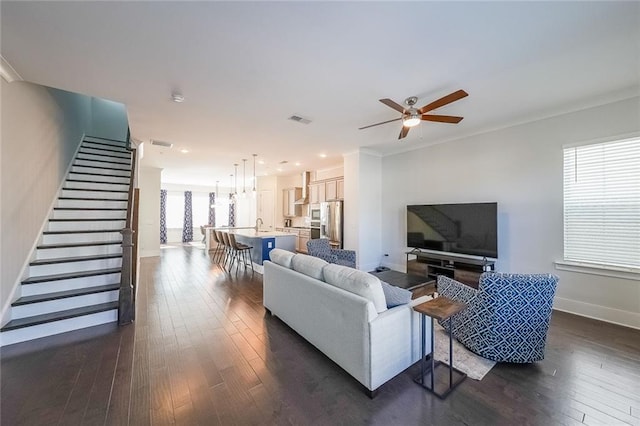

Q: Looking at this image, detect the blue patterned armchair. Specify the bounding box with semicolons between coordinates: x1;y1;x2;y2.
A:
437;273;558;363
306;239;356;268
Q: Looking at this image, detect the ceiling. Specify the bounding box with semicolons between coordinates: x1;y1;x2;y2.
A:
2;1;639;187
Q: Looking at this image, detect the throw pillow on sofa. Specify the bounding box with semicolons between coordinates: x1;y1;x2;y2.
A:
269;248;296;268
291;253;329;280
380;281;412;308
322;264;387;313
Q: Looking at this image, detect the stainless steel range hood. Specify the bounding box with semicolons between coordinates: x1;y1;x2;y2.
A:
294;171;311;204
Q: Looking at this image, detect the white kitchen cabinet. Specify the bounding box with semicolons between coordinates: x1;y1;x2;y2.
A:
337;179;344;200
283;187;302;217
325;180;337;201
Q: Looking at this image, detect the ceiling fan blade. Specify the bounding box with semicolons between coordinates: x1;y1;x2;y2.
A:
379;98;406;113
399;125;410;139
418;89;468;114
421;114;464;124
358;117;402;130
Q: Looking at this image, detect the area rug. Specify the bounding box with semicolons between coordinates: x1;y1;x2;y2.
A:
432;323;496;380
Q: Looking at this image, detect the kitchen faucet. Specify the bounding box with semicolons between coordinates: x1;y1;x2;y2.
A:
255;217;263;231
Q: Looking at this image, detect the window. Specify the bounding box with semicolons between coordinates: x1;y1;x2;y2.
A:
165;192;184;229
191;193;210;227
563;136;640;270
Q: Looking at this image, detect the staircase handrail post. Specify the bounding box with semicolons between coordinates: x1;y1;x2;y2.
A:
119;228;135;325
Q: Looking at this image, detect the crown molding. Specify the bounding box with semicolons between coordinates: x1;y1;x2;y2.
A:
0;56;23;83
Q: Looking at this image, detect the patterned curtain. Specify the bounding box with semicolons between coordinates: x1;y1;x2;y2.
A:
160;189;167;244
209;192;216;226
229;193;236;227
182;191;193;242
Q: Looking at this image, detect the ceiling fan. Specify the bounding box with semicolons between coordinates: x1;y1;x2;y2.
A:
359;89;469;139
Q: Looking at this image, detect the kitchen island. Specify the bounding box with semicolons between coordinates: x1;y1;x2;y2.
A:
207;228;296;273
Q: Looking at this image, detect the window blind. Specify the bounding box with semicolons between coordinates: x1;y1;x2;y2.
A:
563;136;640;270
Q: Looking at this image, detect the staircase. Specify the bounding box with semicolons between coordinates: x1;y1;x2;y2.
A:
0;136;133;346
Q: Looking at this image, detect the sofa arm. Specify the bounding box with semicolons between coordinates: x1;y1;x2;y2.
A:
369;304;429;391
331;248;356;266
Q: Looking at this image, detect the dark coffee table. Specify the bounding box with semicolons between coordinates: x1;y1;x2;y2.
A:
371;270;435;299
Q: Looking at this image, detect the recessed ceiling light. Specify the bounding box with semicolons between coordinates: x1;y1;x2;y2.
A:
258;160;265;165
180;149;189;153
172;93;185;103
276;168;283;172
319;153;327;158
295;162;301;166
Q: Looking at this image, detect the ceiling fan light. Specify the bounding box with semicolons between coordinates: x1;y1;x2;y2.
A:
403;114;421;128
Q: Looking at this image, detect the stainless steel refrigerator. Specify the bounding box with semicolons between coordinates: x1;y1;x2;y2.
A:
320;201;343;249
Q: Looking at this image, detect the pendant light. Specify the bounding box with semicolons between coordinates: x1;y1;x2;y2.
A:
232;163;238;200
241;159;247;198
252;154;257;198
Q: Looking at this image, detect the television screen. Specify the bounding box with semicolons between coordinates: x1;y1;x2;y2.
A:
407;202;498;258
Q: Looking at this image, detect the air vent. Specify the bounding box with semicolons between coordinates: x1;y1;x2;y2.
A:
288;115;312;125
151;140;173;148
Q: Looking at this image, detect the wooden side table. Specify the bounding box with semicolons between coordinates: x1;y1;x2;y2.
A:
413;296;468;399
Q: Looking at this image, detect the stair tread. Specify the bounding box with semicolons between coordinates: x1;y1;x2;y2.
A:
69;171;130;179
1;302;118;331
54;207;126;211
30;253;122;266
84;136;128;144
43;229;122;235
65;179;130;185
58;197;127;201
62;187;128;193
12;284;120;306
75;157;131;166
78;150;131;160
49;218;125;222
38;241;122;249
22;268;121;284
73;164;131;172
81;144;130;154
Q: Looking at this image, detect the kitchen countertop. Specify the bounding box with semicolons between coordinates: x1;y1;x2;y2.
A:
223;229;294;238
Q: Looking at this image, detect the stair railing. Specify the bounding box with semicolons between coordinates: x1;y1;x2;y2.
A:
119;134;138;325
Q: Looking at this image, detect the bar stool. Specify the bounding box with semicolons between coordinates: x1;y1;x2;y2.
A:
220;232;233;268
227;233;254;274
210;230;224;263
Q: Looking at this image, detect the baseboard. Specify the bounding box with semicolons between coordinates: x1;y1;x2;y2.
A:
140;249;161;258
553;296;640;330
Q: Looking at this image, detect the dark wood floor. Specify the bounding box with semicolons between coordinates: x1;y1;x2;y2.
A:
2;245;640;425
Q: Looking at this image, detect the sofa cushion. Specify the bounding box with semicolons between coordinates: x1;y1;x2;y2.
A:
269;248;296;269
322;264;387;313
291;253;328;280
380;281;412;308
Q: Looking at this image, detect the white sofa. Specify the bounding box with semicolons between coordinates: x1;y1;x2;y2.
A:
263;249;432;396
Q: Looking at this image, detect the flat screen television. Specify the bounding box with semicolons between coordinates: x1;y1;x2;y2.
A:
407;202;498;258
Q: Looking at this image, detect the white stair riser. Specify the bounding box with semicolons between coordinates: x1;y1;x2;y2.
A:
22;273;121;296
12;291;119;319
0;309;118;347
57;199;127;209
83;136;127;147
75;159;130;171
68;173;130;184
77;153;131;165
36;244;122;260
42;232;122;245
71;165;130;177
61;189;128;200
80;147;130;159
29;258;122;276
52;209;127;220
64;180;129;191
48;220;125;232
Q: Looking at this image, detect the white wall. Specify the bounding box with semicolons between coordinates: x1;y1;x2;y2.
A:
1;80;92;319
343;150;382;271
138;167;162;257
90;98;128;141
380;97;640;329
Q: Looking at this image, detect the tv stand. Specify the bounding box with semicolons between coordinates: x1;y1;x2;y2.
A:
406;251;495;289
